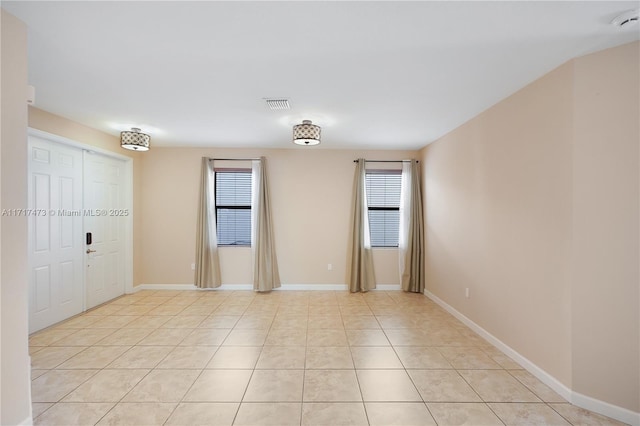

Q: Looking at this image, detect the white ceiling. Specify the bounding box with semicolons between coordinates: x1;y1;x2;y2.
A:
3;1;639;150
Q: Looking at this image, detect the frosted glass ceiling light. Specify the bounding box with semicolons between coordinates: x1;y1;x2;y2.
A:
121;127;150;151
293;120;321;146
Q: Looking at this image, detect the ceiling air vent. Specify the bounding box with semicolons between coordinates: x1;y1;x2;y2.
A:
611;9;639;27
265;98;291;110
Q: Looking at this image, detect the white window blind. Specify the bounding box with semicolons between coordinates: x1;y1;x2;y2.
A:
365;170;401;247
215;170;252;246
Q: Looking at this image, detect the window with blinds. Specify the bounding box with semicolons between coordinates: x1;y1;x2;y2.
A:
215;169;252;246
366;170;401;247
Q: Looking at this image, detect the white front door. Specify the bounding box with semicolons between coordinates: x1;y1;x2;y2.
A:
28;132;132;332
83;151;127;309
28;137;84;333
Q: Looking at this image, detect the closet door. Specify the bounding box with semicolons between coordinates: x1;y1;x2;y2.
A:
83;151;127;310
28;136;84;333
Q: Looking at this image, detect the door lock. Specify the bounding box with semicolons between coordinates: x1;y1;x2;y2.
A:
86;249;96;254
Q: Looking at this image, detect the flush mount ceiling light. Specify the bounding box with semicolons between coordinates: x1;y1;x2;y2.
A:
293;120;321;146
611;9;639;27
120;127;150;151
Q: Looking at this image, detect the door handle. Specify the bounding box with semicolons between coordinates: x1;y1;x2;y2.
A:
86;249;96;254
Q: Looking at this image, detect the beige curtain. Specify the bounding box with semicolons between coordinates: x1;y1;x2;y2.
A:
195;157;222;288
349;159;376;292
399;160;424;293
251;157;281;292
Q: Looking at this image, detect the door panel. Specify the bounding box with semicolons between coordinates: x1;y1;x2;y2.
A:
60;261;75;303
84;152;126;309
28;135;130;331
33;173;51;252
33;266;51;313
28;137;84;333
60;177;75;248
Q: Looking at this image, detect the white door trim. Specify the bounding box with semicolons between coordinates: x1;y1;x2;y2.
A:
27;128;134;296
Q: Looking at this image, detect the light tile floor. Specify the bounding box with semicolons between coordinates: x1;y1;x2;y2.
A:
29;290;628;426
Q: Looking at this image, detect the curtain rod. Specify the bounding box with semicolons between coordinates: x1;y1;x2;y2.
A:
353;159;418;163
209;157;261;161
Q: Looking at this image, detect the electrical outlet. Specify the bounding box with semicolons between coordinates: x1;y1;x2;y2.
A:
465;288;470;298
327;263;333;271
191;263;195;271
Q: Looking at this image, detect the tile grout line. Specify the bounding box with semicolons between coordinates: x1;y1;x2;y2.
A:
29;290;619;426
299;296;311;426
97;292;195;426
375;300;441;425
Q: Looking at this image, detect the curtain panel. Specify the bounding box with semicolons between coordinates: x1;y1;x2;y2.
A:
194;157;222;288
251;157;281;292
349;159;376;292
399;160;425;293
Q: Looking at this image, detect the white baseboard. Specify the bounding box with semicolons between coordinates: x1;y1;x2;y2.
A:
424;290;572;397
18;416;32;426
572;390;640;426
133;283;401;292
130;284;197;292
276;284;347;291
375;284;402;291
22;356;33;425
424;289;639;426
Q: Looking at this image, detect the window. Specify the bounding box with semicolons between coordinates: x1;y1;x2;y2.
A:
366;170;401;247
215;169;252;246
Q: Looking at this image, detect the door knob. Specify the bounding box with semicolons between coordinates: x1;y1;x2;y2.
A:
86;249;96;254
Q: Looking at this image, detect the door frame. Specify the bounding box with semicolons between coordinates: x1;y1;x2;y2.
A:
28;128;134;303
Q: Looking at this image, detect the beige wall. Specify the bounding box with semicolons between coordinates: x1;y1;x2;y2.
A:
140;148;417;286
571;43;639;412
421;62;574;385
421;42;639;413
1;9;32;425
28;107;145;286
6;6;636;419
